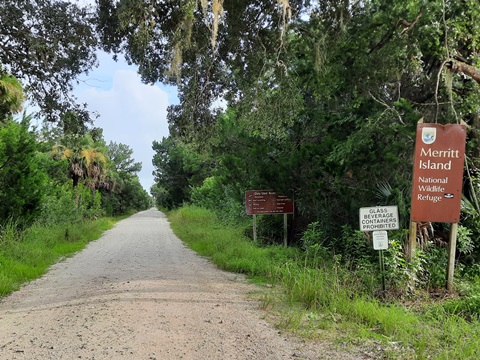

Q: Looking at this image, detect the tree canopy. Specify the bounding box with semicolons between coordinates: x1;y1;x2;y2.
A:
0;0;98;122
139;0;480;252
3;0;480;280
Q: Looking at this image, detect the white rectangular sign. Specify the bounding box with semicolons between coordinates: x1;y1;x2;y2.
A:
359;206;399;231
373;231;389;250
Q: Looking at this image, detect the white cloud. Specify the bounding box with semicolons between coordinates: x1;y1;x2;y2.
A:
74;53;177;192
72;0;95;7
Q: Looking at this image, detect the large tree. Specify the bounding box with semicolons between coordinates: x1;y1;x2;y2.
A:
107;141;142;175
144;1;480;230
102;141;150;215
96;0;480;133
0;0;98;122
96;0;306;139
0;116;48;221
95;1;480;244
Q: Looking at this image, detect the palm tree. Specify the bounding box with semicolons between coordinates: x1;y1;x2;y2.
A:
52;134;113;207
53;144;109;189
0;71;24;120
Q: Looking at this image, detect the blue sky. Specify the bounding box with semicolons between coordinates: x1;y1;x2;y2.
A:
73;51;178;192
56;0;178;192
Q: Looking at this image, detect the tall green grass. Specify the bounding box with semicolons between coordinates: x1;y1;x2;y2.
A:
0;217;116;297
169;206;297;280
169;205;480;359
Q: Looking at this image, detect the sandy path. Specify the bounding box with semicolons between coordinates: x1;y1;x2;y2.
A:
0;209;358;359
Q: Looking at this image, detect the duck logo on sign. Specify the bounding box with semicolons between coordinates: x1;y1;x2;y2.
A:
422;127;437;144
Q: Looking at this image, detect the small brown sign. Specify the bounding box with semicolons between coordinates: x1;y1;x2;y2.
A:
245;190;294;215
411;123;466;223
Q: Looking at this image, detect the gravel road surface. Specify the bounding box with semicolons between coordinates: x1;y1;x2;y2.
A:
0;209;359;359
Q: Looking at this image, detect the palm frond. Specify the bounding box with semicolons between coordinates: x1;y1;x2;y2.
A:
375;180;392;200
461;195;479;219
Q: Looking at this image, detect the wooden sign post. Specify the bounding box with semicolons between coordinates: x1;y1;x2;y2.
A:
410;122;466;292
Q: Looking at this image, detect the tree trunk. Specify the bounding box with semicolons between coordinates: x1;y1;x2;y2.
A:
447;60;480;85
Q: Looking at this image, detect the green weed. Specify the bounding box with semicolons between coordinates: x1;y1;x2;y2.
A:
169;205;480;360
0;217;116;298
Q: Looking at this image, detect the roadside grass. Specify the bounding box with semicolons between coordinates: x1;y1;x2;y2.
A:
168;205;480;359
168;205;296;282
0;217;117;297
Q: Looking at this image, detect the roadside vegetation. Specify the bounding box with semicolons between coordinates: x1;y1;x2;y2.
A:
0;113;149;298
3;2;480;358
0;216;118;297
169;206;480;359
145;3;480;358
0;106;150;302
2;2;152;299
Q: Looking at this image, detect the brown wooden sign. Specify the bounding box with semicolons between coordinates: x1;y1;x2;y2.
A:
411;123;466;223
245;190;294;215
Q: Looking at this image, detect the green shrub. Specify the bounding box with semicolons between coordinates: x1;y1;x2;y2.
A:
301;221;328;258
190;176;245;224
190;176;224;210
36;184;80;225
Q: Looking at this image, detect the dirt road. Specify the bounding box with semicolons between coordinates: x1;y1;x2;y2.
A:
0;209;357;359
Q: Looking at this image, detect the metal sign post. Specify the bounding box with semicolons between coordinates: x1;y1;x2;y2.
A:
379;250;386;292
360;209;398;293
373;231;389;292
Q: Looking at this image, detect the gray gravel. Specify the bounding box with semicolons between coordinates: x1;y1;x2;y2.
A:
0;208;361;359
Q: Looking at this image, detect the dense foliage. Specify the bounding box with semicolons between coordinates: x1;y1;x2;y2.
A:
3;0;480;297
1;0;150;227
127;1;480;293
140;3;479;213
0;117;47;221
0;0;98;122
0;82;150;228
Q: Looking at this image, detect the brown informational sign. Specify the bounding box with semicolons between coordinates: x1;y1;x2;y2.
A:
245;190;294;215
411;123;466;223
